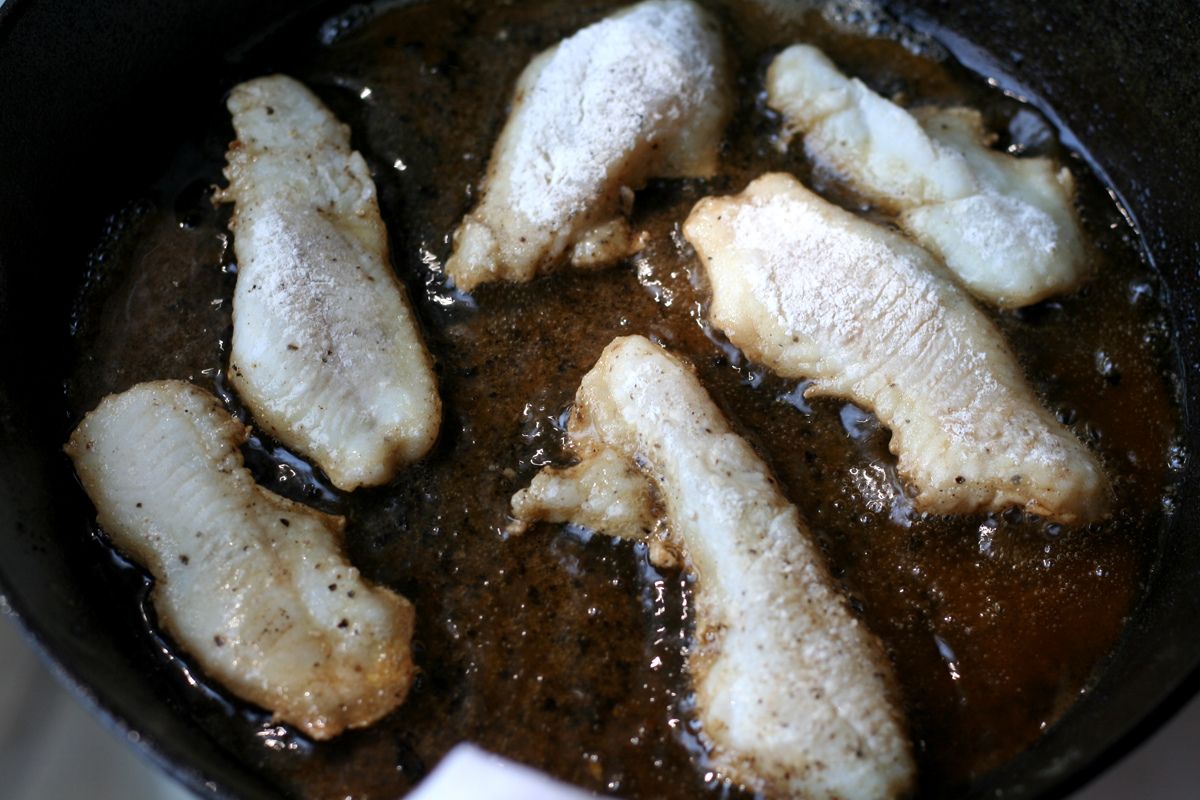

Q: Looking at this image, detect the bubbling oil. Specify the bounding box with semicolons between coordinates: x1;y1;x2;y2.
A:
65;1;1182;798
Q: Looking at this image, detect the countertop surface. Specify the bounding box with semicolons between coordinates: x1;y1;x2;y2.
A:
2;612;1197;800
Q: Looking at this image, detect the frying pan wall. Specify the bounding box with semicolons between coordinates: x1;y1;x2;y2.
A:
0;1;1196;799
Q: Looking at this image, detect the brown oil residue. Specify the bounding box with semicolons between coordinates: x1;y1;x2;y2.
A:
65;1;1181;799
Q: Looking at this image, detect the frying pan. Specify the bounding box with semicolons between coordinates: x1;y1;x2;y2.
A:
0;0;1197;798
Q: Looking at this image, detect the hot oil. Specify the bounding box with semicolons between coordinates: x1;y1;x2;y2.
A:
64;0;1182;798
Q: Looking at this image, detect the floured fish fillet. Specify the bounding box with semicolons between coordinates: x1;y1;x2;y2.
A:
444;0;730;291
511;336;915;800
684;173;1107;523
217;74;440;491
766;44;1086;308
64;381;416;740
510;447;659;542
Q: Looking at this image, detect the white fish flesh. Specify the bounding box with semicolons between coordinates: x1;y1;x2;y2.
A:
218;74;440;491
445;0;730;291
684;172;1108;523
766;44;1086;308
510;335;915;800
65;380;416;740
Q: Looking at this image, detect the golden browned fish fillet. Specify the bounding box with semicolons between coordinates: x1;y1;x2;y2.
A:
65;380;415;740
511;336;916;800
684;172;1108;523
218;74;440;491
766;44;1086;308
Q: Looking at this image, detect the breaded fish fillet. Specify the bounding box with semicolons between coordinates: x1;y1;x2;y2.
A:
65;381;416;740
766;45;1086;308
445;0;730;291
218;74;440;491
511;336;915;800
684;173;1108;523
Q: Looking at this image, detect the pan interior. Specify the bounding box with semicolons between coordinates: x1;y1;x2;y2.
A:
1;1;1192;800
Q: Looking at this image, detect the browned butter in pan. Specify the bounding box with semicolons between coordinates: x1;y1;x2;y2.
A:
65;0;1183;797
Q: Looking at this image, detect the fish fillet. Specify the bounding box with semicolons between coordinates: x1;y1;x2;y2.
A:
684;173;1108;523
444;0;730;291
511;336;915;800
766;44;1086;308
65;381;416;740
217;74;440;491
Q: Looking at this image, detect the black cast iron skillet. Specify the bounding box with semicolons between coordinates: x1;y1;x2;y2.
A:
0;1;1197;798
